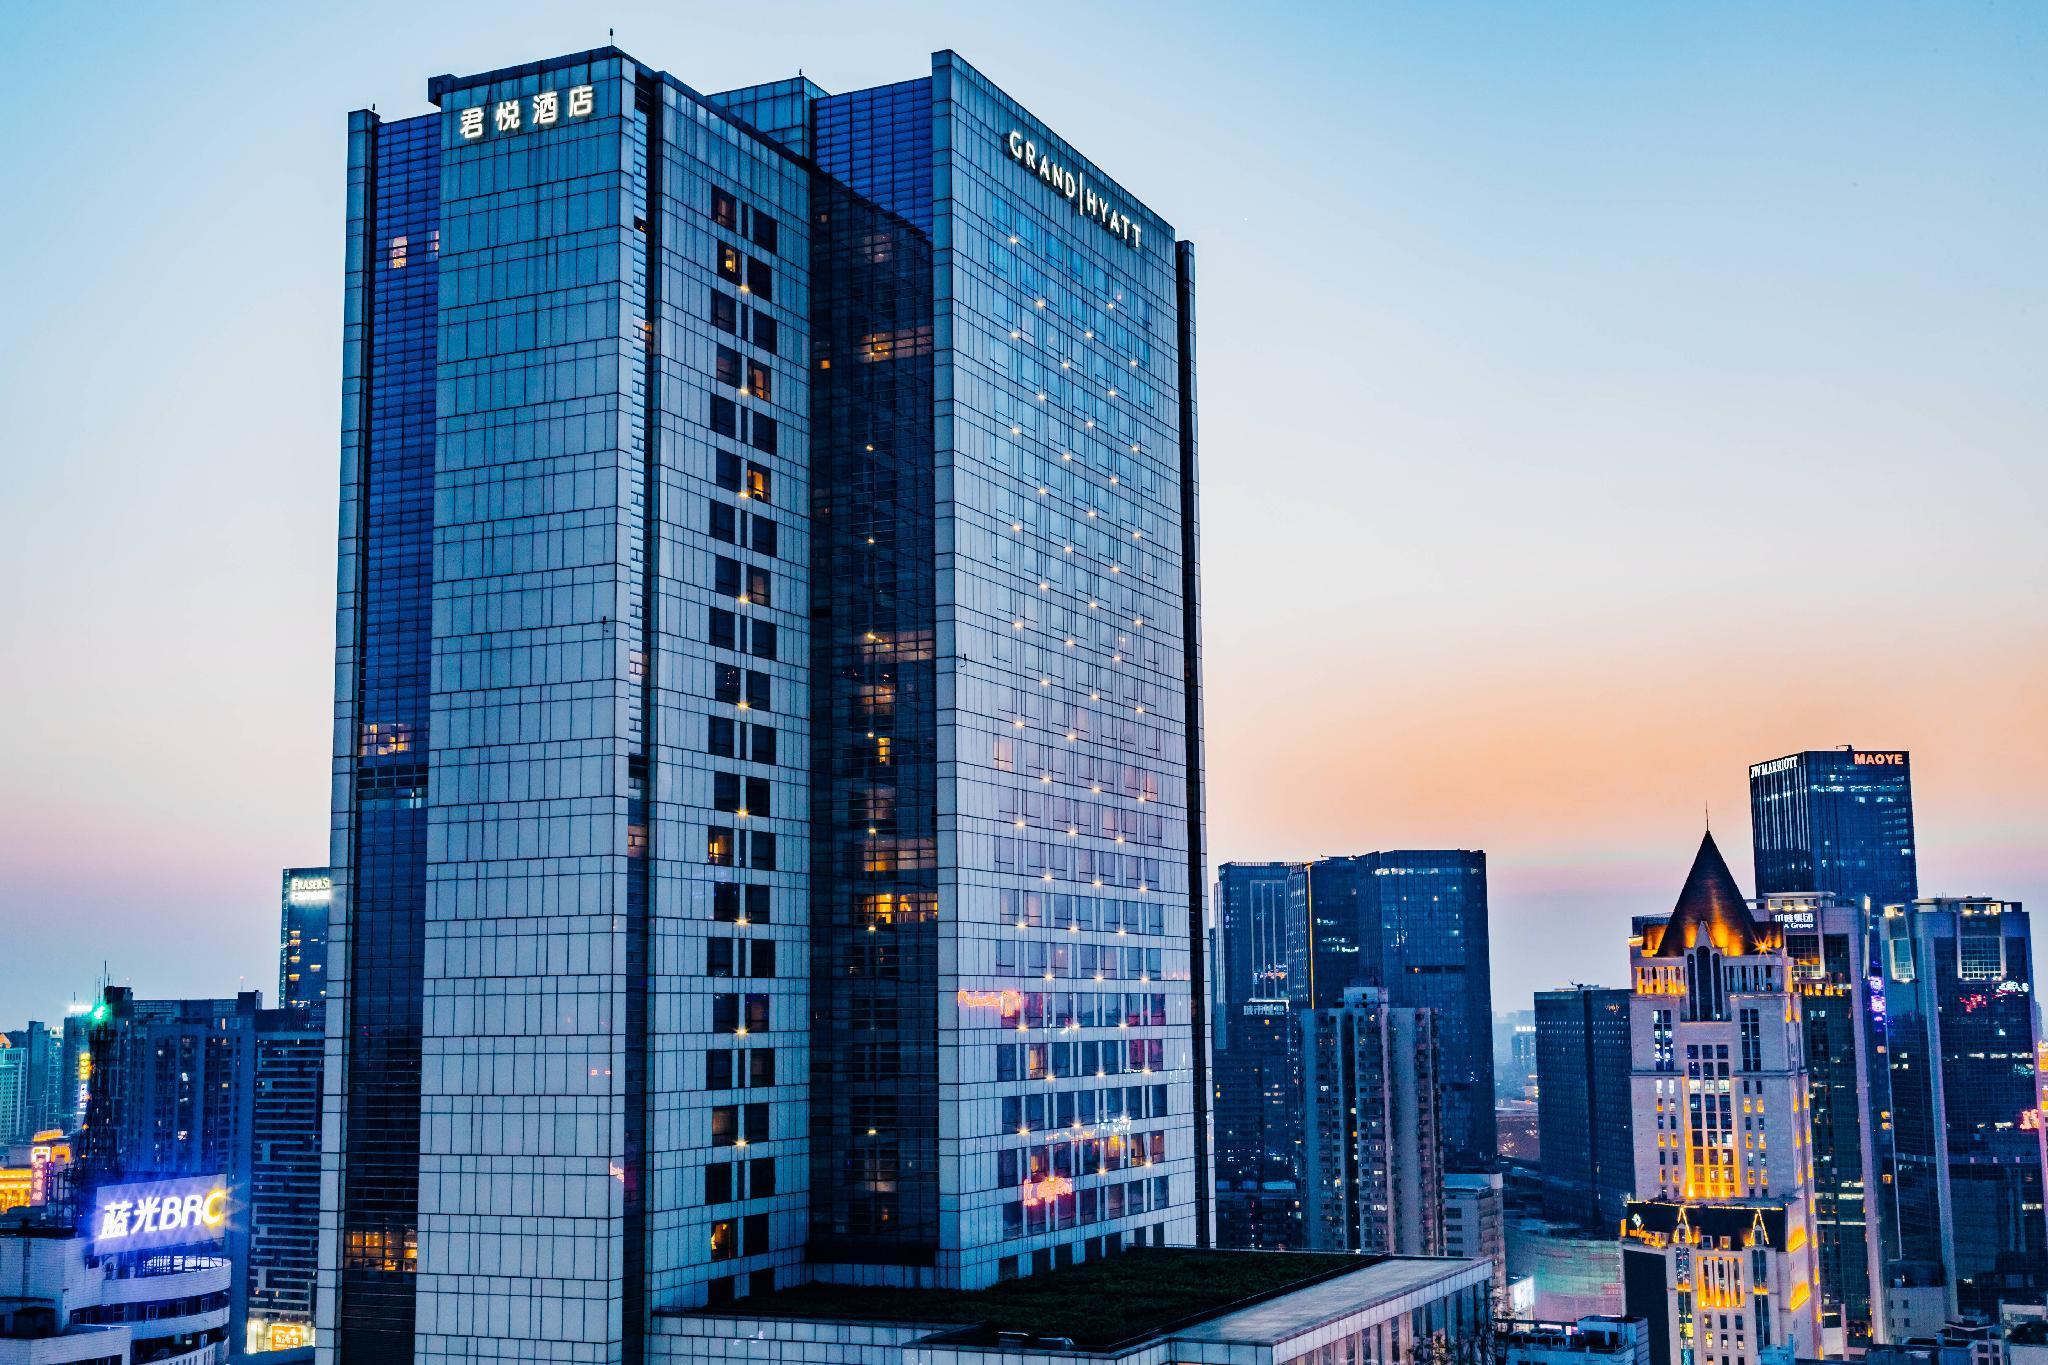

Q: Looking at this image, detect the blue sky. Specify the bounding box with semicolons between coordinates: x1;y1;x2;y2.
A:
1;1;2042;1020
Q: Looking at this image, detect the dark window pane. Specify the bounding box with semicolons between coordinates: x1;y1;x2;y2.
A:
711;187;739;230
709;608;736;650
711;291;738;334
710;397;737;437
709;500;737;542
752;311;778;355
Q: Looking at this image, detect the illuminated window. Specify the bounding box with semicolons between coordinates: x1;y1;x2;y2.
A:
707;827;735;866
718;243;742;283
745;463;772;503
748;359;772;401
710;1218;738;1259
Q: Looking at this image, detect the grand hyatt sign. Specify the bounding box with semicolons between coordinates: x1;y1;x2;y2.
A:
1004;131;1143;250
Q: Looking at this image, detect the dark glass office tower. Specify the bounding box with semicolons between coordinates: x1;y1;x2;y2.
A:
1308;852;1496;1165
1766;892;1887;1350
324;46;1205;1361
279;867;332;1012
1749;748;1918;911
1533;986;1634;1230
1213;862;1310;1249
1875;898;2046;1327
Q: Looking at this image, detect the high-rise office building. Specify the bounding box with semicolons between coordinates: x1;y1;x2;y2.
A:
243;1005;326;1354
56;1007;91;1135
78;990;330;1357
1749;748;1917;911
1535;987;1635;1231
280;867;333;1012
1619;833;1822;1365
1874;897;2046;1327
1301;987;1444;1255
323;45;1206;1362
1213;861;1309;1249
0;1023;65;1144
1503;1009;1539;1101
1763;891;1887;1352
1309;851;1496;1165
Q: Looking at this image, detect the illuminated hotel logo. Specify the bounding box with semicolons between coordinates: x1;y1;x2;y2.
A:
457;85;595;141
1750;756;1799;779
957;988;1024;1015
1004;131;1143;250
92;1175;230;1255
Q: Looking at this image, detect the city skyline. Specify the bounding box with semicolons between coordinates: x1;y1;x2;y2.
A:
4;1;2046;1023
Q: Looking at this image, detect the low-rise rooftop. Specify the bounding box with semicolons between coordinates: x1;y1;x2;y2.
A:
696;1248;1367;1350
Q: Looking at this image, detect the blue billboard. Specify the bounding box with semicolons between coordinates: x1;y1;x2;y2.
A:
91;1174;231;1255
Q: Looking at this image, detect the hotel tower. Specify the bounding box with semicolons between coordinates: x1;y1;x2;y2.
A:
323;45;1208;1363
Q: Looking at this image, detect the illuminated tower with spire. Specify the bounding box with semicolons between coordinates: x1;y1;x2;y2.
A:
1620;832;1824;1365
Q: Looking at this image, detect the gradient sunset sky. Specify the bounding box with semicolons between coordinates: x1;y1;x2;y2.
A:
1;1;2042;1022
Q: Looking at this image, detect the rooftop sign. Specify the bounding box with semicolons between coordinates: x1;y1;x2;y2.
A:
1004;131;1142;250
457;85;595;142
92;1175;230;1256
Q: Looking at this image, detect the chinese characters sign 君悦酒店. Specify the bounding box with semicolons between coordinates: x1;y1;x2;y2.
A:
458;84;595;141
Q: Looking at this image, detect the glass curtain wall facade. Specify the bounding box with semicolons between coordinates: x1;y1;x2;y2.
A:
1308;852;1496;1166
1532;986;1634;1230
1749;749;1918;911
1766;892;1887;1351
322;45;1204;1362
1214;862;1310;1249
1875;898;2046;1324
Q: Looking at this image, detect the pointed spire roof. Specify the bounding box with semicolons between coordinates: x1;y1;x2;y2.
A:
1654;830;1765;957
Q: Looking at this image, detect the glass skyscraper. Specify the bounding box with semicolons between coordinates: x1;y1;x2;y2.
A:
323;46;1205;1362
1764;891;1888;1351
1213;862;1310;1249
1532;986;1634;1231
1749;747;1918;911
1874;898;2045;1326
1308;851;1497;1166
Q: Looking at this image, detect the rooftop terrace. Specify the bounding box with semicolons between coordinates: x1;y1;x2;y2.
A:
706;1248;1371;1350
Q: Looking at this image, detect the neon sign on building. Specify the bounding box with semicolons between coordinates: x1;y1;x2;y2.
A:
91;1175;230;1255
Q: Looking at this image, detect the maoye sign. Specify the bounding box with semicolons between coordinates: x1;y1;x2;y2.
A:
1004;131;1143;250
92;1175;230;1255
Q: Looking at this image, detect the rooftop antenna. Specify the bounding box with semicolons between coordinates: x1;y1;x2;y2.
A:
1704;801;1711;831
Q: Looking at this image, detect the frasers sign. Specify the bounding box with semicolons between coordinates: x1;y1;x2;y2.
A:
288;873;331;903
92;1175;230;1255
457;84;594;141
1004;131;1143;250
1853;752;1906;767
